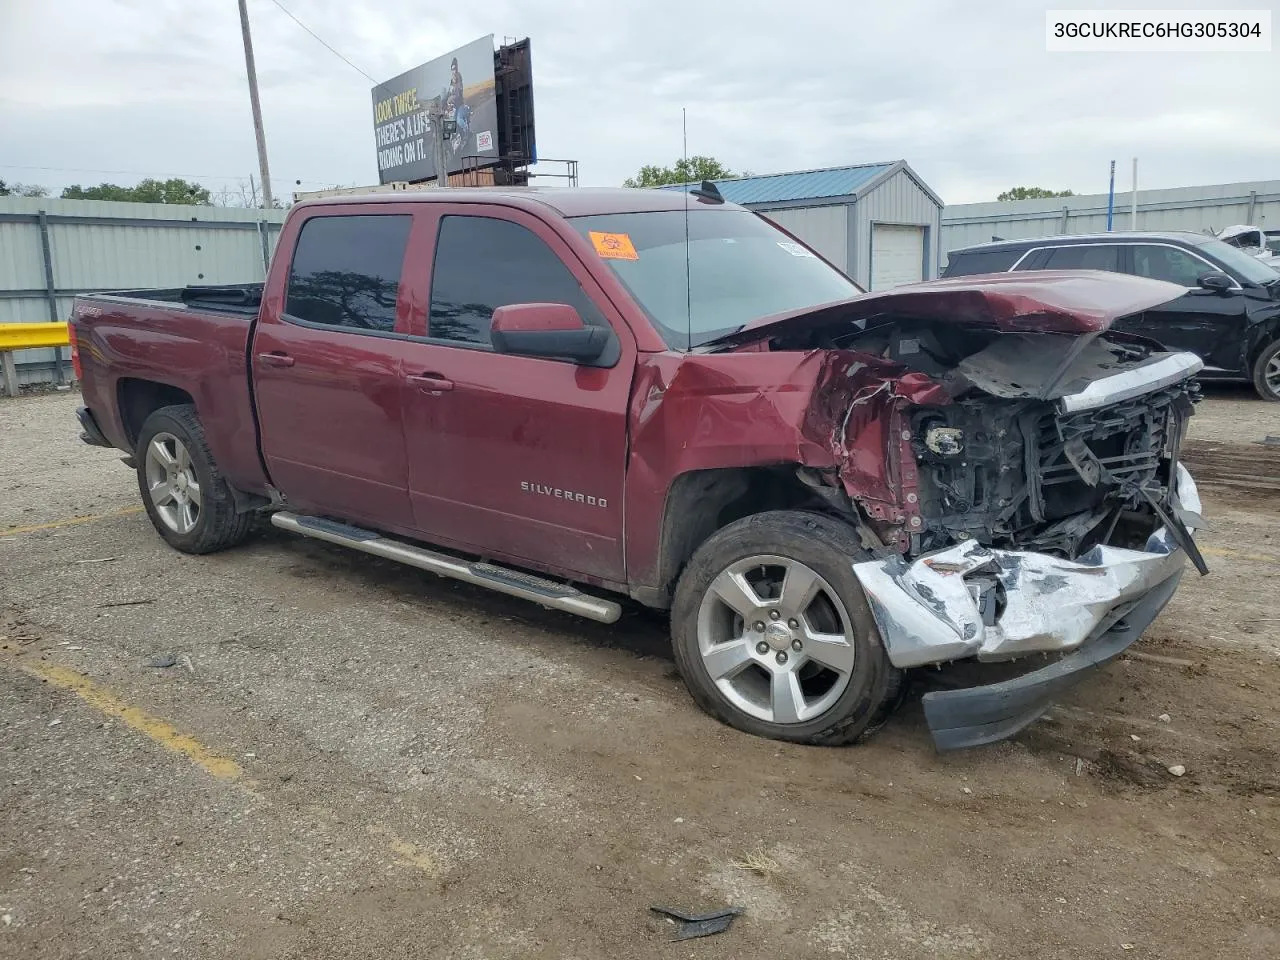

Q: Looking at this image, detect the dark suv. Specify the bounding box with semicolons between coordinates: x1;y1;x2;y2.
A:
943;231;1280;400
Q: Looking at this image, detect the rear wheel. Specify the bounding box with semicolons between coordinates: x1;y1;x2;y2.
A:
671;511;901;745
135;404;255;554
1252;339;1280;401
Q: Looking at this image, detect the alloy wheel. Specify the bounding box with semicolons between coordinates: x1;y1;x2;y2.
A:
695;555;857;724
144;432;202;534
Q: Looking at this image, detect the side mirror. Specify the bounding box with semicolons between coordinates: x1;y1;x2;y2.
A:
490;303;610;363
1197;271;1235;294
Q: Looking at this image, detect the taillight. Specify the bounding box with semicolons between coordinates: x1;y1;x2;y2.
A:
68;321;82;380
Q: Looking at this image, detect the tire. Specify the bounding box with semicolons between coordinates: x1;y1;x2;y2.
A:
670;510;902;745
1251;339;1280;401
135;404;255;554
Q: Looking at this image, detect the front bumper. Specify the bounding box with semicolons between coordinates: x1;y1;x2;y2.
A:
852;465;1202;749
920;570;1181;750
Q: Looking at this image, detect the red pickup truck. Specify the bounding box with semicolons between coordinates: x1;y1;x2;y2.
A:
70;186;1207;750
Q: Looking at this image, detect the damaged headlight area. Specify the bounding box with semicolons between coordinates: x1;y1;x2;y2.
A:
908;378;1198;560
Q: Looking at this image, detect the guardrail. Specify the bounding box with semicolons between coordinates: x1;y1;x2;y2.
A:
1;322;70;398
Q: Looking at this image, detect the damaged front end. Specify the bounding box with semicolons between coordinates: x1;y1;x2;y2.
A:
855;464;1201;749
718;271;1210;749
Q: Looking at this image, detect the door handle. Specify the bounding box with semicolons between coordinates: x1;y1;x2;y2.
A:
406;373;454;393
258;352;295;368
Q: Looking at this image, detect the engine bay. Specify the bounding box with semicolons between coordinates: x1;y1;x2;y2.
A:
790;318;1200;561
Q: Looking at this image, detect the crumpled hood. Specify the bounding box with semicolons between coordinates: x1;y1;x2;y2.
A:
706;270;1188;349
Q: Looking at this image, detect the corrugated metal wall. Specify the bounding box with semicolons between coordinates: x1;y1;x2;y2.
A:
851;169;941;288
940;180;1280;269
0;197;287;385
757;205;849;272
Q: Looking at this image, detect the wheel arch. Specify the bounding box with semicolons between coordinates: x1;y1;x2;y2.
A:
633;465;862;608
1245;314;1280;366
117;378;195;449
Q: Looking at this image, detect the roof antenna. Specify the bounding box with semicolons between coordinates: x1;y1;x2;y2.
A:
683;107;692;350
691;180;723;204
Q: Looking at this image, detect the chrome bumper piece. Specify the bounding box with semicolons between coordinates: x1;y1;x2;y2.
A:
853;465;1202;669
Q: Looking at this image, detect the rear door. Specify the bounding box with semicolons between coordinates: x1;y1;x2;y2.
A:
252;209;418;529
397;205;634;584
1115;242;1248;371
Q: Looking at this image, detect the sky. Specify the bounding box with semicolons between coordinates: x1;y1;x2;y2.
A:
0;0;1276;205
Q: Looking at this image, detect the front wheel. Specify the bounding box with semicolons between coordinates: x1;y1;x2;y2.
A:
135;404;255;554
670;511;901;745
1252;339;1280;401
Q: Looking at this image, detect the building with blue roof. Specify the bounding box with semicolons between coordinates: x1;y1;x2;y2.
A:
660;160;943;290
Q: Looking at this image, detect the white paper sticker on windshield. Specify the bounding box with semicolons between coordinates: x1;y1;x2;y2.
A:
777;241;815;257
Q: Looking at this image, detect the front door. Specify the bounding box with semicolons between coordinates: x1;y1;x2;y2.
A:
399;206;633;584
1116;243;1249;373
252;211;418;530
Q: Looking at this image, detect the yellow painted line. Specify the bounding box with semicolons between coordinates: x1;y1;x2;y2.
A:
5;651;442;873
3;506;144;537
1201;546;1280;565
7;658;242;781
368;825;439;877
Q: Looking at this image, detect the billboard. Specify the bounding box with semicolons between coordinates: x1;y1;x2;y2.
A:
371;35;499;184
495;39;535;168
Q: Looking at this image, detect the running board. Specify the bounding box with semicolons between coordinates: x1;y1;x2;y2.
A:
270;512;622;624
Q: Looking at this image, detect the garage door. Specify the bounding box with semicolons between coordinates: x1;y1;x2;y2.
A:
870;224;925;290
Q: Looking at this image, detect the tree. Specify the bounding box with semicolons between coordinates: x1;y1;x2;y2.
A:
212;179;289;209
997;186;1075;201
623;156;736;188
60;178;212;205
0;179;50;197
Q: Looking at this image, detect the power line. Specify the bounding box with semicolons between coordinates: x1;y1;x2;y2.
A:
0;163;333;186
265;0;377;83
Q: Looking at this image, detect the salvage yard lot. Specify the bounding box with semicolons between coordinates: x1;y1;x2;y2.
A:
2;389;1278;960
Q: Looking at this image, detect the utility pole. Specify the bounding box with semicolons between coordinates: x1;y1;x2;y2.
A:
1130;157;1138;230
237;0;274;208
1106;160;1116;232
429;98;451;188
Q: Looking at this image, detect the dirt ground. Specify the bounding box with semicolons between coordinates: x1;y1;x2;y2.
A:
1;388;1278;960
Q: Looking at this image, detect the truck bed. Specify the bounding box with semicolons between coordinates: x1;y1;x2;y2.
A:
95;283;264;317
72;287;270;496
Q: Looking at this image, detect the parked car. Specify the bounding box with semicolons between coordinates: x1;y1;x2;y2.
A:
1217;224;1280;270
71;187;1206;751
943;231;1280;400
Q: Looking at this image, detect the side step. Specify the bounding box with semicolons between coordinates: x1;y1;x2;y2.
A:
270;511;622;624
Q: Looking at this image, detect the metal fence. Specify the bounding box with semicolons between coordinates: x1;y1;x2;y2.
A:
0;197;287;387
940;179;1280;269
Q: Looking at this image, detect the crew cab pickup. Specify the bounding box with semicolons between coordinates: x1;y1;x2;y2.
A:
70;186;1208;750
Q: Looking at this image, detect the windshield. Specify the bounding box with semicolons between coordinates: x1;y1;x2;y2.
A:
1195;236;1280;286
570;209;863;349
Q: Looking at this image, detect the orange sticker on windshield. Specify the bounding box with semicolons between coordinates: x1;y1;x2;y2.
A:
589;231;639;260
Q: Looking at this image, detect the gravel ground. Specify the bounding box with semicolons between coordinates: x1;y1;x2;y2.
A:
1189;382;1280;443
2;390;1278;960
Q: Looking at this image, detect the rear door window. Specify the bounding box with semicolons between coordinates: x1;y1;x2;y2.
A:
1036;244;1122;273
1129;245;1211;287
1014;249;1052;270
285;215;412;333
427;214;605;346
942;249;1023;276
